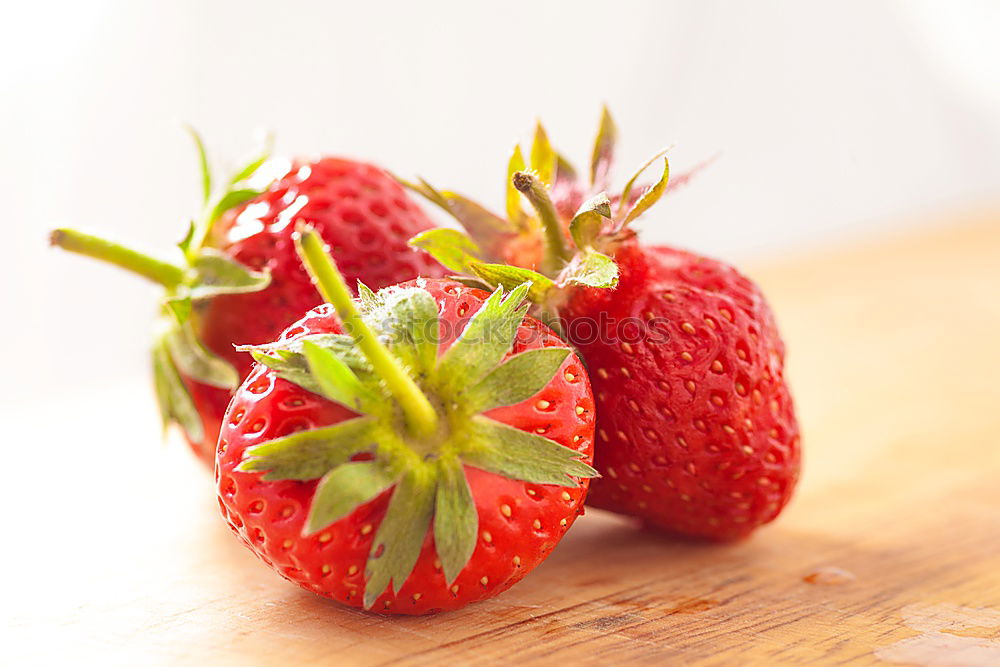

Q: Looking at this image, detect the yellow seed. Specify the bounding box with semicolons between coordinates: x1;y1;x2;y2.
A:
482;530;493;543
641;484;653;493
451;584;460;594
735;383;747;396
712;395;724;406
480;576;489;586
573;434;581;442
561;491;572;501
360;524;373;536
723;425;736;435
704;317;716;329
281;506;294;518
681;352;693;362
282;539;293;549
681;322;696;335
617;430;628;442
433;559;442;570
575;406;585;415
500;504;512;518
318;532;332;543
532;519;542;530
628;462;641;472
680;493;692;502
742;445;754;455
628;399;640;412
413;593;422;601
686;380;696;393
711;360;724;373
620;367;631;378
321;564;331;575
559;518;567;527
721;308;734;322
512;555;521;566
677;436;688;448
348;565;358;576
621;342;634;354
527;489;537;496
564;371;576;382
600;429;609;442
535;427;547;434
607;467;618;479
663;292;676;301
597;368;609;379
536;399;550;410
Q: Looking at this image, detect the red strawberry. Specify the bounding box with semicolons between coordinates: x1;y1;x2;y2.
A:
406;108;800;539
51;133;443;464
217;226;596;614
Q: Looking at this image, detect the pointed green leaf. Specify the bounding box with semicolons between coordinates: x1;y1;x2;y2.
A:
188;249;271;299
464;347;571;412
505;144;527;227
185;125;212;205
208;188;263;225
434;456;478;584
408;228;484;275
177;220;196;255
530;121;556;186
364;468;435;609
590;106;618;189
152;339;204;443
469;263;554;303
618;147;671;217
436;284;530;394
448;275;494;292
558;248;619;289
164;295;193;324
356;282;381;310
363;286;440;376
305;461;396;534
301;340;376;413
164;320;239;389
230;136;273;185
463;416;598;486
241;333;371;396
569;193;612;250
237;417;378;481
621;157;670;226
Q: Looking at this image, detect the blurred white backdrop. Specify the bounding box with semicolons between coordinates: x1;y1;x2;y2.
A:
3;0;999;403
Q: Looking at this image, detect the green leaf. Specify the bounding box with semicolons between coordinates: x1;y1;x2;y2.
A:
356;282;381;310
305;461;396;534
463;416;598;486
408;228;484;275
364;468;436;609
230;140;273;185
505;144;527;227
530;121;556;186
164;295;193;323
185;125;212;205
188;249;271;299
177;220;196;255
236;417;378;481
401;177;514;259
241;334;370;395
621;156;670;226
435;284;530;395
163;319;239;389
208;188;263;225
434;456;478;584
469;263;554;304
618;147;671;217
554;152;579;187
464;347;571;412
558;248;619;289
363;286;440;376
590;105;617;189
301;340;376;413
569;193;612;250
151;338;204;443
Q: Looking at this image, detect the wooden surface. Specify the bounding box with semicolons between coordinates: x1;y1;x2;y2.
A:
7;210;1000;665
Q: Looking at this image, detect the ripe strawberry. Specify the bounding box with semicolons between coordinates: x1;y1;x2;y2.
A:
217;226;596;614
406;108;800;539
51;132;443;464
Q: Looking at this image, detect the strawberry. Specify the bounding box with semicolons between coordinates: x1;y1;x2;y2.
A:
405;108;800;539
51;132;443;464
217;226;596;614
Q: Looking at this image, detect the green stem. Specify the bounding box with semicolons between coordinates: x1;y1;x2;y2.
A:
511;171;571;274
50;229;186;288
294;224;440;438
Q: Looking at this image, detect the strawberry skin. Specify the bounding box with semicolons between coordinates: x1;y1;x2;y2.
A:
185;158;445;462
217;278;595;614
563;242;800;540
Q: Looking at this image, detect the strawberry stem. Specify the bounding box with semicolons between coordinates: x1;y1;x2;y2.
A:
50;228;186;289
512;171;571;274
294;224;439;438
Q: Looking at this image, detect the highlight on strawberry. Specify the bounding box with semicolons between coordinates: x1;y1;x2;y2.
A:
50;129;444;464
405;108;801;540
215;225;597;614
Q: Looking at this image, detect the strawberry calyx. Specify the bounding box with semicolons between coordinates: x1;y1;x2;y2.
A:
49;129;275;441
402;107;683;321
234;225;596;609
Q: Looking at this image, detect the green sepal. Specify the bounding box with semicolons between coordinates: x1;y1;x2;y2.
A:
621;156;670;227
151;337;204;443
185;125;212;205
463;347;571;413
554;152;579;187
557;248;619;289
360;286;440;376
464;416;598;486
569;193;612;250
301;340;377;414
177;220;197;255
229;138;273;186
356;282;380;311
165;295;193;323
164;319;240;389
530;121;556;186
187;249;271;300
590;105;617;189
618;147;671;218
505;145;527;228
408;228;484;276
469;264;554;303
240;333;370;396
364;467;436;609
306;461;396;534
434;456;478;584
207;189;263;225
436;284;530;394
236;417;377;481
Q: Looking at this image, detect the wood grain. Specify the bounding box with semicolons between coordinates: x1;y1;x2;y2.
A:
6;209;1000;665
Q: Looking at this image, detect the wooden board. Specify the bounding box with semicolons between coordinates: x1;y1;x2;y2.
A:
7;209;1000;665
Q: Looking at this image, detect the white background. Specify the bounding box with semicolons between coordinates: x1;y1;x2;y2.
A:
3;0;999;403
